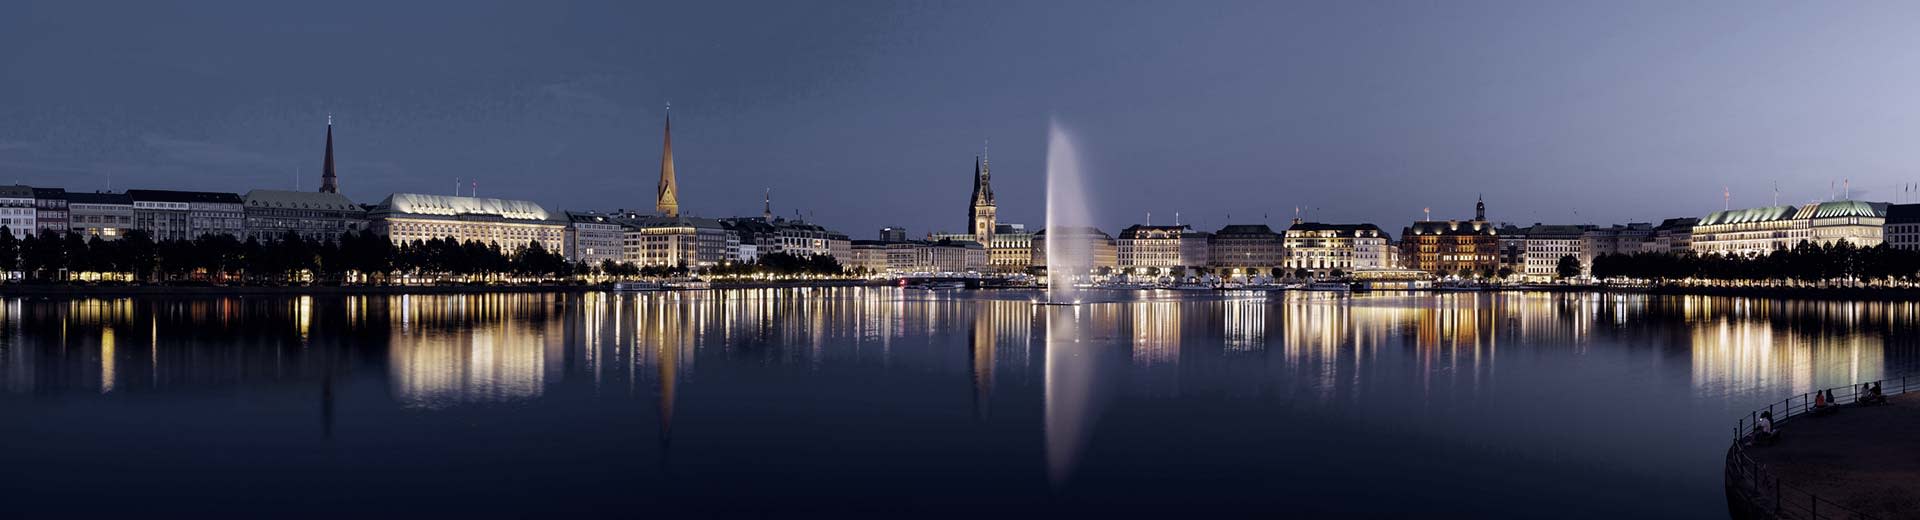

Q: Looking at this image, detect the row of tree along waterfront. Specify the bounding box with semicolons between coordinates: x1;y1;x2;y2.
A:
1589;240;1920;284
0;227;845;285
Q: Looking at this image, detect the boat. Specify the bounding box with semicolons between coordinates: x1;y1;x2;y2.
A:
907;281;965;290
1305;282;1351;292
664;280;711;290
1169;283;1214;291
612;281;666;292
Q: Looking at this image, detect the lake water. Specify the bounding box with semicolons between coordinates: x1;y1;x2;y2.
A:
1;288;1913;516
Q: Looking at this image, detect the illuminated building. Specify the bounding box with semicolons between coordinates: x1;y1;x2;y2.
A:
620;215;733;269
563;211;625;266
848;239;986;275
1513;224;1587;281
1209;224;1283;272
367;193;565;252
241;190;366;242
1400;195;1499;276
1282;221;1388;275
128;189;245;241
879;226;908;242
1117;225;1211;270
988;223;1034;271
1692;200;1887;256
967;150;997;245
66;192;133;240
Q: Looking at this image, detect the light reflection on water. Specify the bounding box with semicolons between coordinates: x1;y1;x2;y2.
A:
0;288;1915;516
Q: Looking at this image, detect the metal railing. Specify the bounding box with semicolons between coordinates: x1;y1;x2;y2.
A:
1725;375;1911;520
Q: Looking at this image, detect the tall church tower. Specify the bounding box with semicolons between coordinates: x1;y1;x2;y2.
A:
656;105;680;217
968;147;997;244
319;115;338;194
1475;194;1486;221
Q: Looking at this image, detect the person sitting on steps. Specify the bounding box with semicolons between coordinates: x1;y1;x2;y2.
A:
1812;389;1837;416
1860;382;1888;405
1751;411;1779;446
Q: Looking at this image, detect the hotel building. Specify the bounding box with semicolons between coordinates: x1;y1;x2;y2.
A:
1281;222;1388;275
1400;196;1500;276
367;193;565;252
1117;224;1211;271
1691;200;1886;256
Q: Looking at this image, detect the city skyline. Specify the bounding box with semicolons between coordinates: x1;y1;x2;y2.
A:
11;2;1920;235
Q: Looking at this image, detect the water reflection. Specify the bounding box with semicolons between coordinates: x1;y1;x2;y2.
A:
3;289;1920;515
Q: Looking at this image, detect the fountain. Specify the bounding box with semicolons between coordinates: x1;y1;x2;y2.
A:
1042;119;1095;305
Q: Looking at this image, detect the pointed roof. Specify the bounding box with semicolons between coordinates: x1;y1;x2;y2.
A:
971;147;994;207
656;106;680;217
320;116;338;194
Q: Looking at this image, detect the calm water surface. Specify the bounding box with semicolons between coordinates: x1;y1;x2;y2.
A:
2;288;1914;516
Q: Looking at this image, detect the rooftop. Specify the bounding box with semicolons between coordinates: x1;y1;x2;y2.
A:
371;193;551;221
243;190;362;212
125;189;244;204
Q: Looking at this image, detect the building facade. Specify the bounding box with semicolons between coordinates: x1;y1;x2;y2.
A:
1282;222;1387;275
32;187;66;235
1031;227;1119;271
127;189;244;241
563;211;626;266
1117;225;1211;270
1209;224;1283;272
66;192;134;240
1516;224;1588;281
987;223;1034;271
367;193;565;252
1887;205;1920;251
1692;201;1887;256
0;186;36;238
1649;218;1698;253
1400;197;1499;276
622;215;732;269
242;189;366;243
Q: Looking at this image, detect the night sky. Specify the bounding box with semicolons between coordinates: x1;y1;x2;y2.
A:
5;1;1920;237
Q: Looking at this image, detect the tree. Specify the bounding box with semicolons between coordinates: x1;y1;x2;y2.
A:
1496;267;1515;280
1556;255;1581;280
0;226;18;278
1329;268;1346;279
1293;267;1311;279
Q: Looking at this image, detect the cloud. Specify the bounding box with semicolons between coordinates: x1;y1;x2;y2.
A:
542;82;621;115
140;134;283;169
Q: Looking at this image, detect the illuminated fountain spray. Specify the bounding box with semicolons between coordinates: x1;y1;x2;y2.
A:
1044;119;1095;304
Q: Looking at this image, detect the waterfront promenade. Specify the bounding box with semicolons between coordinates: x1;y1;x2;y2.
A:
1732;392;1920;519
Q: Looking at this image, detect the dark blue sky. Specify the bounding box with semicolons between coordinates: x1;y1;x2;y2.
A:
5;1;1920;237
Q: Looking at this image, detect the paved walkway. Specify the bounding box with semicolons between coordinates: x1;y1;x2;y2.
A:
1746;393;1920;518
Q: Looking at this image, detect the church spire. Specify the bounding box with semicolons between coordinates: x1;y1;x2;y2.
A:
1475;193;1486;221
656;104;680;217
763;188;773;223
319;114;338;194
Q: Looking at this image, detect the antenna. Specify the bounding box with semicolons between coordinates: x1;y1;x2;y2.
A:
1773;182;1779;206
455;177;462;196
1146;211;1151;226
1844;178;1850;200
1724;186;1730;211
